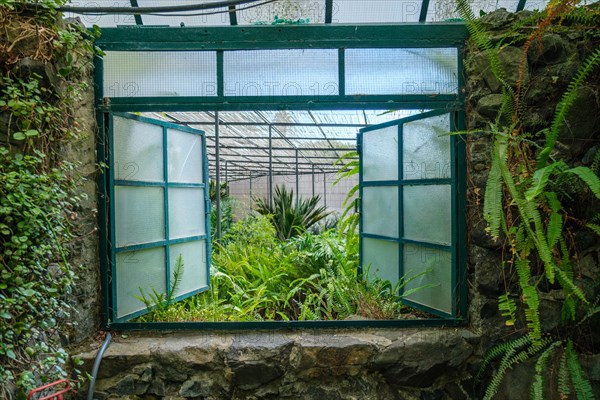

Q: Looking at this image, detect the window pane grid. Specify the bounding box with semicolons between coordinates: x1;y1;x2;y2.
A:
359;110;457;318
110;114;209;321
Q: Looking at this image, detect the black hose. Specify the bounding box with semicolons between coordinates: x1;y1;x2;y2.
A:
86;332;112;400
23;0;270;14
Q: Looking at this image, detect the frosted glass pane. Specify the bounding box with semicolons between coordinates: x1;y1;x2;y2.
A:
403;114;451;180
116;247;166;318
403;244;452;314
114;116;164;182
115;186;165;247
346;48;458;95
168;129;203;184
403;185;451;245
332;0;420;23
363;238;399;284
363;186;398;238
224;49;338;97
170;240;208;298
237;0;326;24
64;1;137;27
425;0;520;21
138;0;230;26
168;188;205;239
363;125;398;181
103;51;217;97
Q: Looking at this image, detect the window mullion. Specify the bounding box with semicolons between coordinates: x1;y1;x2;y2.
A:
163;126;171;298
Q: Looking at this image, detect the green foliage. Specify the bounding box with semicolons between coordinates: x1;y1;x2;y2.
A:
0;149;78;397
254;185;331;241
480;337;595;400
210;197;235;241
0;1;98;397
137;254;185;321
138;214;419;322
333;151;360;239
538;47;600;167
461;2;600;398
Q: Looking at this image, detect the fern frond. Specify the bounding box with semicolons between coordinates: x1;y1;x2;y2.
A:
568;166;600;200
525;162;568;201
538;47;600;167
498;292;517;327
483;336;550;400
516;259;542;343
484;140;505;239
559;351;572;398
586;223;600;236
566;340;595;400
476;335;532;384
531;340;562;400
555;267;587;303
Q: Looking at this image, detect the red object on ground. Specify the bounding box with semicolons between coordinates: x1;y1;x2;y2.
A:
27;379;72;400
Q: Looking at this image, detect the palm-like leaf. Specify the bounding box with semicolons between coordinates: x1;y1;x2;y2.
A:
254;185;331;240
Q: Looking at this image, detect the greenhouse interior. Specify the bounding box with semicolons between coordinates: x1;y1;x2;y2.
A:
1;0;600;399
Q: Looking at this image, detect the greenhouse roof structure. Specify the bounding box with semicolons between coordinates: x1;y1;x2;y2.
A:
65;0;552;27
81;0;572;182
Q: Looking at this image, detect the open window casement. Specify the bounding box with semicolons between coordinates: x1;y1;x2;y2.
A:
106;112;211;322
358;110;463;318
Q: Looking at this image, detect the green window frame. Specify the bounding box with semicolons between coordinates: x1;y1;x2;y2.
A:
94;23;468;329
104;112;211;323
358;110;467;319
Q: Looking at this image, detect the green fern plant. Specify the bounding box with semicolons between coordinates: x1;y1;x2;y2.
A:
478;337;595;400
137;254;185;319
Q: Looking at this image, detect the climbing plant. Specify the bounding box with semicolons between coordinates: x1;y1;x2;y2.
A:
458;0;600;397
0;0;99;397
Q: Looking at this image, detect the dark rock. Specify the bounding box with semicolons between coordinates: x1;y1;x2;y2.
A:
471;245;503;296
95;374;150;396
480;300;498;319
529;34;569;65
479;8;517;30
538;291;564;332
13;57;60;91
231;361;283;390
147;380;166;397
494;357;536;400
478;94;504;118
559;86;600;157
179;377;211;398
370;331;473;388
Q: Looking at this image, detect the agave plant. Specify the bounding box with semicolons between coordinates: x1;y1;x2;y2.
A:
254;185;330;241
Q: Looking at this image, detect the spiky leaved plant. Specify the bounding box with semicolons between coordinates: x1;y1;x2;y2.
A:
254;185;331;241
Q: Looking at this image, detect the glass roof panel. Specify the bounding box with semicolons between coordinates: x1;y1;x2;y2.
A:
65;1;137;27
259;110;315;125
345;48;458;95
103;51;218;97
137;0;230;26
223;49;338;97
236;0;326;25
67;0;559;27
426;0;520;21
332;0;421;23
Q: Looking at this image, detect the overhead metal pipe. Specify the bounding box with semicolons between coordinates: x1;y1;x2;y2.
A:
215;111;222;242
295;149;299;207
268;125;273;209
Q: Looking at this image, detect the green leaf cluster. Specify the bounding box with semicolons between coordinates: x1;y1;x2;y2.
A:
254;185;331;241
138;214;419;322
0;149;77;398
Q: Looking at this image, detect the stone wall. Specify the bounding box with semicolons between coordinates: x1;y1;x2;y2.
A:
71;7;600;400
0;15;100;344
75;329;477;400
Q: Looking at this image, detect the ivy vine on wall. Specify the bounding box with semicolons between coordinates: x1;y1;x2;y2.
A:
0;0;100;398
459;0;600;398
